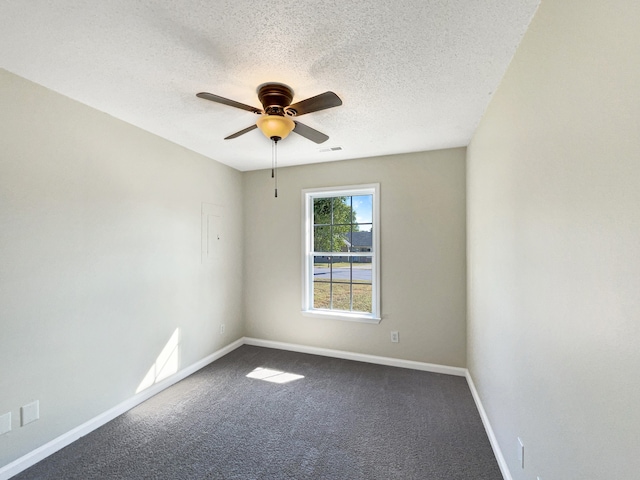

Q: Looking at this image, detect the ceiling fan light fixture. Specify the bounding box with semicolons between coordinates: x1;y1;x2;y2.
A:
256;114;295;141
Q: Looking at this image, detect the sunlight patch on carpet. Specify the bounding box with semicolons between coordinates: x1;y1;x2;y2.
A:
246;367;304;384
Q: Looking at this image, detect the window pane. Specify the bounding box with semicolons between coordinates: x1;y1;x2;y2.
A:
330;256;350;283
313;226;332;252
313;197;332;224
335;196;352;223
313;257;332;283
328;225;347;252
331;196;354;227
348;228;372;252
331;283;351;311
352;284;372;313
313;281;331;309
351;195;373;225
352;258;372;284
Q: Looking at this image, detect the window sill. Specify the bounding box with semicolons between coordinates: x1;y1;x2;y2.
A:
301;309;382;324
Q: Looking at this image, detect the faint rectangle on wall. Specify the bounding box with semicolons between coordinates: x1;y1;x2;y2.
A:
202;203;224;264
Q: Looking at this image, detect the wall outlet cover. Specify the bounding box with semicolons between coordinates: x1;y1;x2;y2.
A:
0;412;11;435
21;400;39;426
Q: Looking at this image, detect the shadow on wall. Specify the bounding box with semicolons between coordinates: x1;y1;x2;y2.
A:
136;328;180;393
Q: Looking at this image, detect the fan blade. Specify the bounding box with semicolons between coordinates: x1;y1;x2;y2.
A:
292;121;329;144
197;92;263;114
225;124;258;140
288;91;342;116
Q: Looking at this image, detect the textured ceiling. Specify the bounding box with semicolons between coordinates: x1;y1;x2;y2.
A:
0;1;539;171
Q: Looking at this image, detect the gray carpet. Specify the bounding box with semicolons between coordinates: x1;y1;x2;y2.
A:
14;346;501;479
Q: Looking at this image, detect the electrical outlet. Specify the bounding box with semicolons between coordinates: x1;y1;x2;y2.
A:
390;331;399;343
517;437;524;469
21;401;39;426
0;412;11;435
220;323;225;335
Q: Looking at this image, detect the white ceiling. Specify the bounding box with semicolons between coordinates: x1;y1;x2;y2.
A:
0;1;539;171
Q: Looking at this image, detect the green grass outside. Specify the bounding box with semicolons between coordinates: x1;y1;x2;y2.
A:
313;282;372;313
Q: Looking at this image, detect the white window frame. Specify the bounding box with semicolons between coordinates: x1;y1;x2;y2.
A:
301;184;381;323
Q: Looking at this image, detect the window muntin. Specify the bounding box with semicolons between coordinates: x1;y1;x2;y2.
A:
303;185;380;322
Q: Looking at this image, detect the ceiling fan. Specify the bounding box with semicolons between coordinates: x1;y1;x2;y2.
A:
196;82;342;144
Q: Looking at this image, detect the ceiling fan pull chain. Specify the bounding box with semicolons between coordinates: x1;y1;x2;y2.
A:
274;139;278;198
271;139;275;179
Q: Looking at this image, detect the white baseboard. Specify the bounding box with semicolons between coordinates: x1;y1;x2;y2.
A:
243;337;467;377
465;371;512;480
0;338;244;480
2;337;508;480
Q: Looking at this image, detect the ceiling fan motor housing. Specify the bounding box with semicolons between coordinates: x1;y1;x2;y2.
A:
257;83;295;116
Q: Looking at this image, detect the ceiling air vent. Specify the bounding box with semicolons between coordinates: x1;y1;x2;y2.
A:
319;146;343;153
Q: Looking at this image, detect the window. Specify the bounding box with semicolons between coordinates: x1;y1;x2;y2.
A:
302;184;380;323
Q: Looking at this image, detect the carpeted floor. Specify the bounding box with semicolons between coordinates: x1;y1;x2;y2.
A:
14;346;501;479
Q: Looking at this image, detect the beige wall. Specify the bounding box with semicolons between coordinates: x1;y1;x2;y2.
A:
243;149;467;366
0;69;244;467
467;1;640;479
